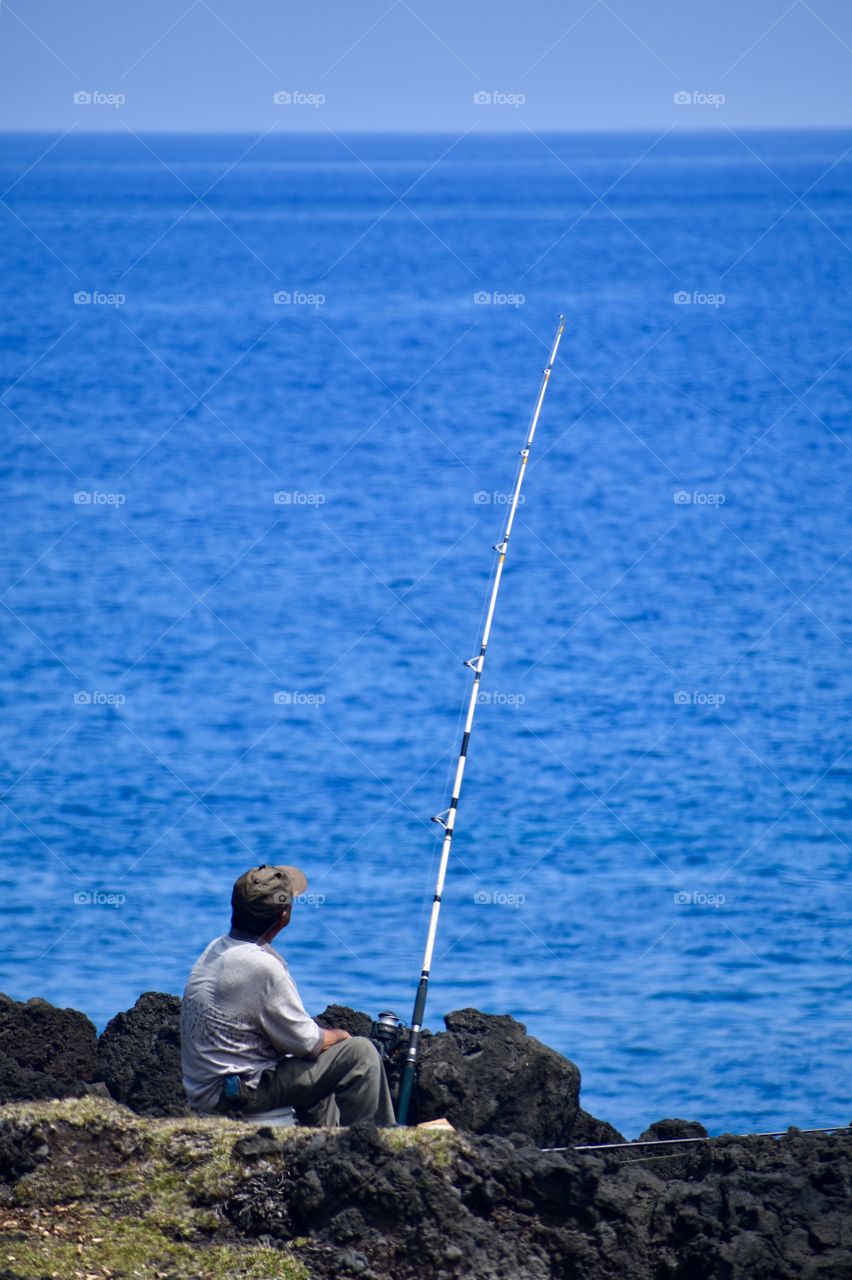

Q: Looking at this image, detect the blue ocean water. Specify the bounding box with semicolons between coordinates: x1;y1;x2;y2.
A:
1;129;851;1138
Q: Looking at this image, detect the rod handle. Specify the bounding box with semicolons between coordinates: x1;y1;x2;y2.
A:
396;977;429;1124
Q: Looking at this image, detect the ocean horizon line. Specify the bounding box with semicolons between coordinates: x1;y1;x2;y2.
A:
2;123;852;140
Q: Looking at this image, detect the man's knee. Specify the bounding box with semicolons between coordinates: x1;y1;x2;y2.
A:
333;1035;382;1077
345;1035;381;1066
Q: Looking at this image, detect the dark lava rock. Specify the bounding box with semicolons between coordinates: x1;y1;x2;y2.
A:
227;1125;852;1280
0;994;98;1104
232;1131;283;1161
410;1007;622;1147
0;1104;141;1189
316;1004;374;1039
0;1120;50;1182
80;1081;112;1101
229;1124;603;1278
569;1107;625;1147
316;1004;620;1148
97;991;187;1116
638;1117;709;1142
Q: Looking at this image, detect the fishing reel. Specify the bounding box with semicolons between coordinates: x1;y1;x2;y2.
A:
370;1010;407;1061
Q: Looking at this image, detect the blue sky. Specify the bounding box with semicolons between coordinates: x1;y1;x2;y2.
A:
0;0;851;131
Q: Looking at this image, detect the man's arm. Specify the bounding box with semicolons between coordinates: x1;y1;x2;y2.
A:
256;957;354;1058
319;1027;351;1052
256;962;328;1058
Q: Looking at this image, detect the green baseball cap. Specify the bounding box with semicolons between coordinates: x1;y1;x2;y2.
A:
231;864;308;919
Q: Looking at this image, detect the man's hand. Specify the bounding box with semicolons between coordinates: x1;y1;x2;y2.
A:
319;1028;351;1053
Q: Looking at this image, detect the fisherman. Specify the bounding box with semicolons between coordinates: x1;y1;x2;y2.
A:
180;863;395;1126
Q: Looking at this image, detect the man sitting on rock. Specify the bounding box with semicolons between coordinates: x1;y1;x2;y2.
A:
180;863;395;1126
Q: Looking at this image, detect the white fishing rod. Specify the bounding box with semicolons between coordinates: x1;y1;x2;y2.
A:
396;315;566;1124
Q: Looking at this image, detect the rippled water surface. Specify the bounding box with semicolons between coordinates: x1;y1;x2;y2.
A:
2;130;851;1136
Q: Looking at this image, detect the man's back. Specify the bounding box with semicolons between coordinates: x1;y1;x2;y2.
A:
180;933;322;1112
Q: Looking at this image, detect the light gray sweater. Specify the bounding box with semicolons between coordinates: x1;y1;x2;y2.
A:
180;932;324;1112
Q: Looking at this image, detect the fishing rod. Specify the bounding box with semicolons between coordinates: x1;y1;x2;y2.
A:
546;1124;852;1154
396;315;566;1125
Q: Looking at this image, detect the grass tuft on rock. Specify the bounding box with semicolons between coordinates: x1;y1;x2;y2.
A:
0;1097;309;1280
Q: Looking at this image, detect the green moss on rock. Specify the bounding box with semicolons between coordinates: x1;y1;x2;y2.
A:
0;1098;309;1280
